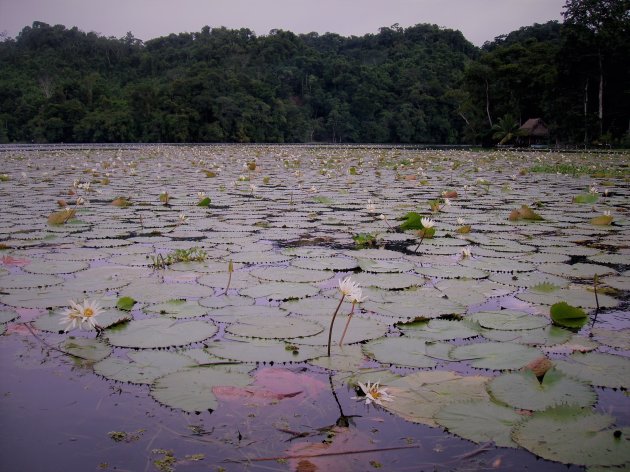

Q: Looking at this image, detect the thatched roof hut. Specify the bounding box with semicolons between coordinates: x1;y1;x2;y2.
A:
519;118;549;137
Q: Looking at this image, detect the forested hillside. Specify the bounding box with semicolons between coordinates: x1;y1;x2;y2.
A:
0;0;628;145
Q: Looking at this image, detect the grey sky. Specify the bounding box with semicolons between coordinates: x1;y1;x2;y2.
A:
1;0;566;46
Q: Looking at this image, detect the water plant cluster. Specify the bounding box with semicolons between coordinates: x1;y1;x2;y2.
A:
0;145;628;470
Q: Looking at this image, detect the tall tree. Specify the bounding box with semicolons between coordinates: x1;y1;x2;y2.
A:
562;0;630;138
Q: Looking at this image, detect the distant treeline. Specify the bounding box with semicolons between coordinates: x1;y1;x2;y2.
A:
0;0;628;145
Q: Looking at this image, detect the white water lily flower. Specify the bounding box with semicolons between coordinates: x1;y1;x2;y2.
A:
589;186;598;194
352;380;394;406
457;217;466;225
443;198;452;206
421;217;435;229
76;196;85;205
604;210;611;216
178;213;188;224
348;286;366;304
461;247;472;258
60;299;103;331
197;191;207;199
338;276;359;297
366;199;376;213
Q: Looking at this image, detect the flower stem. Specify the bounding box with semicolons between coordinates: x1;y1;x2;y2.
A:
327;295;345;356
338;303;356;347
413;233;426;254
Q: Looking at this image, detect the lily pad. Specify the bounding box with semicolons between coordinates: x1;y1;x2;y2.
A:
106;318;217;348
449;342;543;370
435;400;523;448
488;368;596;411
362;337;450;368
144;299;208;319
512;406;630;466
151;364;253;413
94;350;197;384
554;352;630;389
239;282;320;301
399;319;479;341
382;371;490;427
469;310;550;331
225;316;324;339
59;337;112;362
206;336;325;363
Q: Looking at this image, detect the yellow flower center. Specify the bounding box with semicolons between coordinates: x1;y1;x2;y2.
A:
84;308;94;318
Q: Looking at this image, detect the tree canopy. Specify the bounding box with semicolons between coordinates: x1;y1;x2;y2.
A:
0;1;628;145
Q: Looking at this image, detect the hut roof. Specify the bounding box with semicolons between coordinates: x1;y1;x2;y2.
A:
519;118;549;137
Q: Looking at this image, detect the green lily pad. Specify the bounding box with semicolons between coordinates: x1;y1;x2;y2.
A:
0;273;64;289
106;318;217;348
358;258;414;273
435;400;523;448
399;319;479;341
59;337;112;362
250;266;332;283
469;310;550;331
449;342;543;370
0;311;19;323
116;296;136;311
144;300;208;319
517;287;618;309
151;364;253;413
592;327;630;350
539;262;617;279
480;325;573;346
382;371;490;427
488;368;596;411
94;350;197;384
239;282;320;301
554;352;630;389
512;406;630;466
362;337;451;368
206;336;325;363
550;302;588;329
225;316;324;339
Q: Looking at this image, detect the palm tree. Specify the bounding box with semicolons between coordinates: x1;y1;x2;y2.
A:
491;114;523;145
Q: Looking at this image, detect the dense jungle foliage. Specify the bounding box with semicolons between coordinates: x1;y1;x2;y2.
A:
0;0;628;145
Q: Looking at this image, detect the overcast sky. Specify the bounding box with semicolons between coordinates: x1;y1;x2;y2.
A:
1;0;566;46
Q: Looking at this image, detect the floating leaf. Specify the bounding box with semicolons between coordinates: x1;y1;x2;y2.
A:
60;337;112;362
508;205;543;221
106;318;217;348
572;193;599;204
469;310;549;331
382;371;490;427
94;350;196;384
435;400;523;448
363;337;450;368
116;296;136;311
550;302;587;329
197;197;211;207
488;368;596;411
47;208;75;225
225;316;323;339
449;342;543;370
111;197;132;208
151;364;253;412
512;406;630;466
590;214;614;225
399;319;479;341
554;352;630;389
